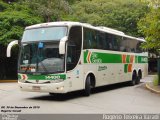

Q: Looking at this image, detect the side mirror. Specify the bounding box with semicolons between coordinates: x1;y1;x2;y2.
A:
6;40;19;57
59;36;68;54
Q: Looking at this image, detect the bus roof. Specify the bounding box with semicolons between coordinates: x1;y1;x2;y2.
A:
25;21;145;42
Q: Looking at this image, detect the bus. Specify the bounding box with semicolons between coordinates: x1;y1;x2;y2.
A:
7;21;148;96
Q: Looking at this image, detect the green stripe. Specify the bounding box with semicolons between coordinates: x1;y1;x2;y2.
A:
96;52;121;63
18;73;66;81
84;51;148;64
135;56;138;63
126;55;130;63
18;74;21;79
138;56;148;63
124;64;128;73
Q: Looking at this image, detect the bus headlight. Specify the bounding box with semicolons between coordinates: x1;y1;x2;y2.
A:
50;79;64;83
57;86;64;91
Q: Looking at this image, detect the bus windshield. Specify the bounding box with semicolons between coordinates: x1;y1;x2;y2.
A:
19;42;65;73
22;26;67;42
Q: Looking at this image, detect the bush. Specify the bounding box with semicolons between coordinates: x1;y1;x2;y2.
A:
153;75;159;86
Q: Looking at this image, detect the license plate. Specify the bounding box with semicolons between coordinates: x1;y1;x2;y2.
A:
32;86;40;91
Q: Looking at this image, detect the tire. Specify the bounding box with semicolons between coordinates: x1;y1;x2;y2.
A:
135;75;140;84
136;71;142;84
130;73;137;86
84;76;91;96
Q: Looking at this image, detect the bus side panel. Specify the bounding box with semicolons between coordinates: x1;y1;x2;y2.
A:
83;64;98;86
66;54;84;92
97;63;133;86
82;50;148;88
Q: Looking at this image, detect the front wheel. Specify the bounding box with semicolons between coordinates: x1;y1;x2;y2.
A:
84;76;91;96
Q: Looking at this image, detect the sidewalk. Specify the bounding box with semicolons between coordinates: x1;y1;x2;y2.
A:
145;75;160;94
146;82;160;94
0;80;17;83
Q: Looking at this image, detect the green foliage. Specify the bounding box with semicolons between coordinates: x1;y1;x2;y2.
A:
0;0;151;44
0;1;8;11
138;7;160;50
153;75;159;86
22;0;71;22
67;0;80;4
65;0;149;36
0;2;42;44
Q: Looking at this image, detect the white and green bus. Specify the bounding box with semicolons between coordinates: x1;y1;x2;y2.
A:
7;21;148;96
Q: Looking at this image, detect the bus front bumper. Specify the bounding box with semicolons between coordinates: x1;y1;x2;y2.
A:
18;82;68;93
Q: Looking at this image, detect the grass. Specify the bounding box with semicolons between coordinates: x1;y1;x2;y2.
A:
153;75;159;86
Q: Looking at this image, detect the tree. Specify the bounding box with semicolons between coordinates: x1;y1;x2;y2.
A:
67;0;80;4
138;9;160;50
0;1;42;44
138;0;160;50
0;1;42;79
65;0;149;37
2;0;17;3
0;0;8;11
22;0;71;22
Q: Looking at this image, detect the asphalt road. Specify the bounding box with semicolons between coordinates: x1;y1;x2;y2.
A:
0;75;160;114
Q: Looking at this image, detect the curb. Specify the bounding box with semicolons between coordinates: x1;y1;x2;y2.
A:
145;83;160;94
0;80;17;83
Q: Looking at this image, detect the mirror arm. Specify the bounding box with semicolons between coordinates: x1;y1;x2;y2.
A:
6;40;19;57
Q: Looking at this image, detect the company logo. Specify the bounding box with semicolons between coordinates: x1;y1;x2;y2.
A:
141;57;148;63
91;53;102;63
86;51;102;63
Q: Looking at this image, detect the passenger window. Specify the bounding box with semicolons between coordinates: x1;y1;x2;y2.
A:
96;31;105;49
136;41;143;53
83;28;97;49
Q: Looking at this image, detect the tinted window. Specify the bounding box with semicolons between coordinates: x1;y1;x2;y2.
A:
108;35;121;51
83;27;143;53
96;31;104;49
121;37;143;53
83;28;96;49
